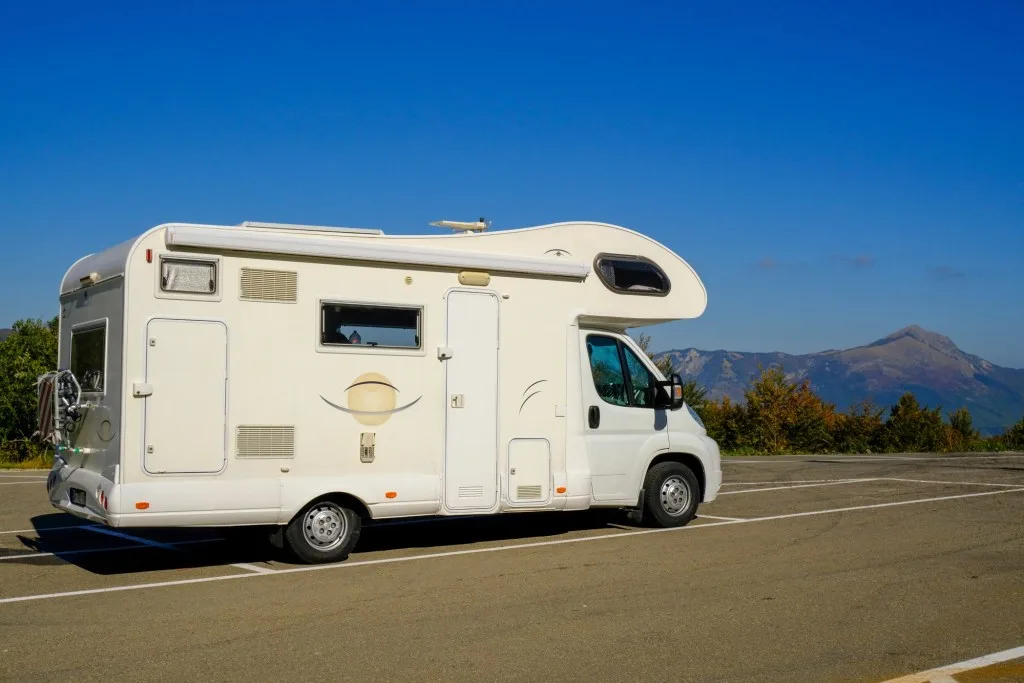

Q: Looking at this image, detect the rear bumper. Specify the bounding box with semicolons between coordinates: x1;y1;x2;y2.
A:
47;462;117;526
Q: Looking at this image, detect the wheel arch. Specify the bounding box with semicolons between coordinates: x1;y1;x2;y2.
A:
290;491;372;524
647;452;707;502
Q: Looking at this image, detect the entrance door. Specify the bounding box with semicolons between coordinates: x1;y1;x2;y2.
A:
144;318;228;474
444;291;499;510
580;330;669;501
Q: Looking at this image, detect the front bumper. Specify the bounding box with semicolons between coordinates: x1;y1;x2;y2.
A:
700;435;723;502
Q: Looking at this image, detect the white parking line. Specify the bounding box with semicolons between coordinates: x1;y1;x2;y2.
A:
698;514;747;522
1;486;1020;605
82;526;264;575
82;526;183;551
0;537;223;562
230;563;276;574
0;481;43;486
727;453;1024;462
0;475;47;480
0;524;89;536
719;479;876;495
720;479;856;485
879;644;1024;682
881;477;1022;488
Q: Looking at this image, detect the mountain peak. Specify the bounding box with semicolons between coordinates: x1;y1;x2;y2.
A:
877;325;959;354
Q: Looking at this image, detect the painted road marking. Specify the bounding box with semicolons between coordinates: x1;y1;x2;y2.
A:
720;479;860;485
881;477;1022;488
698;514;747;521
0;481;44;486
0;537;222;562
83;526;182;551
728;454;1024;462
1;486;1020;605
719;479;877;495
0;524;91;536
83;526;263;574
230;563;276;574
879;644;1024;682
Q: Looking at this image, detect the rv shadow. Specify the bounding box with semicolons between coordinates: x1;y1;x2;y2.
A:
7;510;637;575
353;508;633;555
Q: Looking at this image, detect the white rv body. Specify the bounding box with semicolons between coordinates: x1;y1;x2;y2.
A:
46;219;721;561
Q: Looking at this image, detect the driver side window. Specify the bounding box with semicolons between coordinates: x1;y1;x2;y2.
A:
585;334;658;409
586;335;629;406
623;346;654;408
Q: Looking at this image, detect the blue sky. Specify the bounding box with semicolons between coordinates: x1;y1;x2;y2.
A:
2;1;1022;366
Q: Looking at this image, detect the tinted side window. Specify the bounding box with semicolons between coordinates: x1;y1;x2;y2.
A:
71;325;106;393
321;303;421;349
623;346;654;408
586;335;628;406
594;254;670;295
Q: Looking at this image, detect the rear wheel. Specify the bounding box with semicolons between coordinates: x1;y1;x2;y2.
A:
284;498;362;564
641;461;700;527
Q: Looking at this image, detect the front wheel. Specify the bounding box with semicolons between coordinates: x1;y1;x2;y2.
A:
284;498;362;564
641;462;700;528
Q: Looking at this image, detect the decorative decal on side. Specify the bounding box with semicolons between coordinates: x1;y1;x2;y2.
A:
519;379;548;414
320;372;422;426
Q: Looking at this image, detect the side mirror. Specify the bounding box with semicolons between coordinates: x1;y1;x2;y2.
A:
654;373;686;411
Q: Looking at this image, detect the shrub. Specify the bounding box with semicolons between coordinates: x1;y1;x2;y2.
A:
0;316;59;463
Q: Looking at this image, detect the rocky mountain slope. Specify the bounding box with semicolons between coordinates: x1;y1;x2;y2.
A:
655;325;1024;435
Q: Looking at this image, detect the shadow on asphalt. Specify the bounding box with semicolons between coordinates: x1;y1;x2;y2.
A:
3;509;638;575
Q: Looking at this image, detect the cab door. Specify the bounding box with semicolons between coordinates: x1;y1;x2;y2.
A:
579;331;669;502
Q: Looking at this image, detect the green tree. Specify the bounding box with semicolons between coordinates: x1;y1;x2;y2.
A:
945;406;979;452
832;398;885;453
1001;416;1024;450
700;396;747;452
0;316;59;461
877;392;946;453
742;366;794;454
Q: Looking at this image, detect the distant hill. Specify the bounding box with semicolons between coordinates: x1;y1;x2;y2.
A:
655;325;1024;436
0;328;11;342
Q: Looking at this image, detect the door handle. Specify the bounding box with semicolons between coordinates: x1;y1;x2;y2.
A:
588;405;600;429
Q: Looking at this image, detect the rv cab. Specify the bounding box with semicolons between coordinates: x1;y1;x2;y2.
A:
41;219;721;563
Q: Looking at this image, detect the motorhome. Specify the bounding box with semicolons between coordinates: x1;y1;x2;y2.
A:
41;219;721;563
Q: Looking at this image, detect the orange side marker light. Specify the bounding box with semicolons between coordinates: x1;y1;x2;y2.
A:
135;501;150;510
556;486;567;494
385;491;397;499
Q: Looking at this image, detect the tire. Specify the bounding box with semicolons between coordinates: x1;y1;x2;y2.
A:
284;498;362;564
641;461;700;528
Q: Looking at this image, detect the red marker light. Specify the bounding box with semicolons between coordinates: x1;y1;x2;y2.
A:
145;249;152;263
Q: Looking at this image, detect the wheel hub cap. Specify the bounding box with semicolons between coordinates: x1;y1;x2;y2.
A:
660;476;690;516
303;503;346;550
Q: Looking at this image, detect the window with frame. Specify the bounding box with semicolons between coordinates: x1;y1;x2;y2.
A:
160;257;217;294
70;324;106;393
320;302;421;349
585;334;659;408
594;254;670;295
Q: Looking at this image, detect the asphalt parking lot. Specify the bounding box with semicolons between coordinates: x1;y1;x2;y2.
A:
2;454;1022;682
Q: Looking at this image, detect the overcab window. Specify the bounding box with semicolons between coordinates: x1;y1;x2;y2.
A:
321;302;421;349
594;254;670;295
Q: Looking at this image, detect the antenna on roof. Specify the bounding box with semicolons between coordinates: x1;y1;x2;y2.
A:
430;217;490;233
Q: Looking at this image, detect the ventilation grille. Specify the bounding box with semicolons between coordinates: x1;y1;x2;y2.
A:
236;426;295;459
239;268;297;302
517;485;543;500
458;485;484;498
